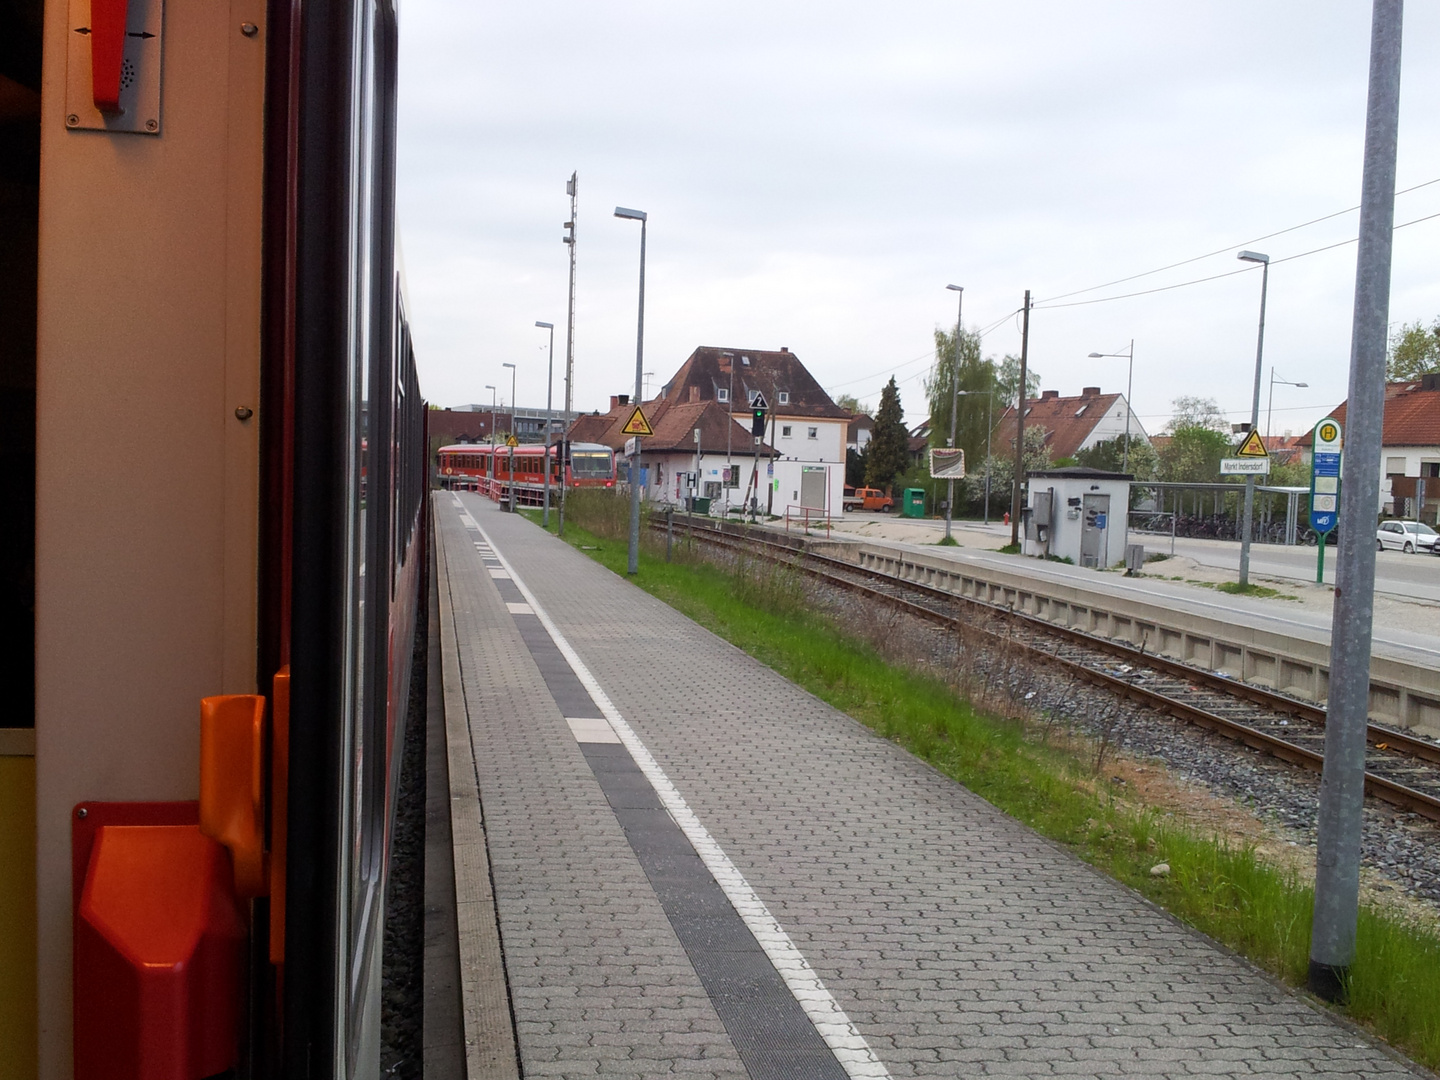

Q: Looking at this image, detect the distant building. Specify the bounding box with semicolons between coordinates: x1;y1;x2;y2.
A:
995;386;1149;461
1302;375;1440;522
653;346;851;515
568;396;774;510
846;413;874;451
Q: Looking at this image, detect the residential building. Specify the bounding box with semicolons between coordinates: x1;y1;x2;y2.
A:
995;386;1150;461
655;346;851;515
1304;375;1440;522
567;397;776;513
846;413;874;452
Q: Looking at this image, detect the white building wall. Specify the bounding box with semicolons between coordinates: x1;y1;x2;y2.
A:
767;416;847;516
1076;398;1149;451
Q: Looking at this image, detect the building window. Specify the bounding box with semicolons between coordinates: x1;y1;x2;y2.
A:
808;427;818;439
704;481;721;499
778;391;789;405
1386;457;1406;476
717;387;729;403
781;425;792;437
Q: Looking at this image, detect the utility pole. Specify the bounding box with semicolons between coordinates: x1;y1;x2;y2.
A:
1309;0;1403;1005
1237;251;1270;588
614;206;648;575
1009;290;1031;548
722;352;736;515
560;172;577;538
945;284;963;543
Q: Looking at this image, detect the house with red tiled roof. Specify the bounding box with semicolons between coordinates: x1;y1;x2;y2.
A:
568;395;777;512
653;346;850;514
1301;375;1440;521
995;386;1149;461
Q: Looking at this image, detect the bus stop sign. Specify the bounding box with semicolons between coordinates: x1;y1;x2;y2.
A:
1309;418;1342;534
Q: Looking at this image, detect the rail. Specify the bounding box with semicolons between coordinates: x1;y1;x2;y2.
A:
653;517;1440;823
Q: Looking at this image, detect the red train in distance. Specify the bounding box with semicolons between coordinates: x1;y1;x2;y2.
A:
438;441;615;502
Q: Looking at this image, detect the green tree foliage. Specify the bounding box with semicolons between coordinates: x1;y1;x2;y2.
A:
995;354;1042;409
925;326;999;469
865;376;909;491
835;393;872;417
1387;317;1440;381
1075;435;1160;480
1166;395;1230;434
845;445;867;488
1159;395;1233;483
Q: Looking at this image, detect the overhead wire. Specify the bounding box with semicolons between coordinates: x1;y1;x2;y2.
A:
1033;175;1440;306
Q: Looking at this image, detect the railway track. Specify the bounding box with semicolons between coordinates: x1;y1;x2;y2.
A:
655;517;1440;823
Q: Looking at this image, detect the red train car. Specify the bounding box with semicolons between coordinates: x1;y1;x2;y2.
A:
438;441;615;503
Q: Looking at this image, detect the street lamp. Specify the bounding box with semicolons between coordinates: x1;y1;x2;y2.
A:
944;285;963;542
1266;369;1308;441
485;384;496;443
1087;340;1136;473
503;361;517;513
1236;249;1270;588
956;389;994;525
721;351;736;515
615;205;647;575
536;321;555;528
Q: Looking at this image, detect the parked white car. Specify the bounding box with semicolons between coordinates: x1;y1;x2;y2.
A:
1376;519;1437;553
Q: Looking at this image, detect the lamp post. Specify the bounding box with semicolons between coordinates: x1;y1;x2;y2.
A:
503;361;517;513
485;384;496;442
536;321;555;527
1236;250;1270;588
943;285;964;542
721;351;736;515
1087;340;1136;472
1266;369;1308;440
615;205;647;575
955;389;994;525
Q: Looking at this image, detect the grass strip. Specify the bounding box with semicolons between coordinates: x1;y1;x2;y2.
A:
522;503;1440;1068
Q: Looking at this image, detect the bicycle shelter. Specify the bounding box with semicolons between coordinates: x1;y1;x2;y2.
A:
1130;483;1310;545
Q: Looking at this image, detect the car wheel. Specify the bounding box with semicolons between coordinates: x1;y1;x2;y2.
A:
880;505;890;513
1404;542;1414;553
1377;539;1385;551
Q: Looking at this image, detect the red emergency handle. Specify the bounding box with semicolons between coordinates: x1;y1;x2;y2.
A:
89;0;130;112
74;816;246;1080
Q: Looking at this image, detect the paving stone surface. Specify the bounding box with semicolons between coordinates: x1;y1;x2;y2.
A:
441;493;1427;1080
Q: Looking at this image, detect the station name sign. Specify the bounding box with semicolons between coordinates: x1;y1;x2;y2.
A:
1220;457;1271;475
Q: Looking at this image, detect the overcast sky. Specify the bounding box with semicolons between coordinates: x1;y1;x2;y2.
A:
396;2;1440;438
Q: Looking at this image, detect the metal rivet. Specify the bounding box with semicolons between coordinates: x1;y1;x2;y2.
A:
235;405;254;421
241;22;258;36
77;807;88;818
67;114;79;126
145;119;158;131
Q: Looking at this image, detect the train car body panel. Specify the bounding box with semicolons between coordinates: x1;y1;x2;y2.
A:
33;0;266;1072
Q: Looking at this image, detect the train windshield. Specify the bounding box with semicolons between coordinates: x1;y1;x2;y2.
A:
570;450;613;477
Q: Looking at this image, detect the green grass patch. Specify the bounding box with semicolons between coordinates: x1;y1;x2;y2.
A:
995;542;1021;554
1215;581;1300;601
519;500;1440;1069
934;536;959;546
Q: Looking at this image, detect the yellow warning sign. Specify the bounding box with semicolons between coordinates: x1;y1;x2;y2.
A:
506;435;519;447
620;405;654;437
1235;429;1268;458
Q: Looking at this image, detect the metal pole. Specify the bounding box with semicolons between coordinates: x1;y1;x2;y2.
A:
1266;367;1276;441
540;322;555;528
946;286;963;542
1238;261;1268;587
1009;290;1031;548
1310;0;1403;1004
560;172;577;538
628;217;647;575
984;390;992;526
1122;340;1134;473
724;353;735;515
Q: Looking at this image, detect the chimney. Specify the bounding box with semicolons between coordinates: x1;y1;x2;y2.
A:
1422;372;1440;392
1041;389;1060;400
609;395;619;410
688;386;700;402
1081;386;1100;398
779;346;789;353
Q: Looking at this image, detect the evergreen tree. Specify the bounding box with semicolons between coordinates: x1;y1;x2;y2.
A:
865;377;909;491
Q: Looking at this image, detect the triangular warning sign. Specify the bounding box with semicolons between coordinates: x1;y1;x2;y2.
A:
751;392;769;410
1235;429;1268;458
620;405;654;437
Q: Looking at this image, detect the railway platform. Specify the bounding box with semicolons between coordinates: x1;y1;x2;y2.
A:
432;492;1426;1079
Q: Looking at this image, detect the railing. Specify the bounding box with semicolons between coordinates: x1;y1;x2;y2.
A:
785;505;832;537
1126;511;1176;556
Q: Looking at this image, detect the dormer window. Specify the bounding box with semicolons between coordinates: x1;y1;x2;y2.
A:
777;391;790;405
741;356;751;366
717;387;729;403
1075;404;1088;417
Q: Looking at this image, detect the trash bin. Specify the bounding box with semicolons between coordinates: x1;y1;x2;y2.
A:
901;487;926;518
688;496;712;515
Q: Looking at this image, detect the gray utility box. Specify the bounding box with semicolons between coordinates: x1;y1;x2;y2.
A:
1022;467;1133;568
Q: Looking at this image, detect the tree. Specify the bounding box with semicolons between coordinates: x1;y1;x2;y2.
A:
925;325;998;468
1159;426;1232;483
845;445;867;488
995;354;1042;409
865;377;909;491
1165;395;1229;434
1388;317;1440;381
1075;435;1160;480
835;393;872;417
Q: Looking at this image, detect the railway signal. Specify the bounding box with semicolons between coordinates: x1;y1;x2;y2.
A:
750;392;768;438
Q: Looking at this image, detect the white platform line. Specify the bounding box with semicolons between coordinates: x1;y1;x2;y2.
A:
474;521;892;1080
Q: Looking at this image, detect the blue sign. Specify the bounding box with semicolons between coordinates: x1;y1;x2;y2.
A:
1308;419;1343;534
1094;512;1107;530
